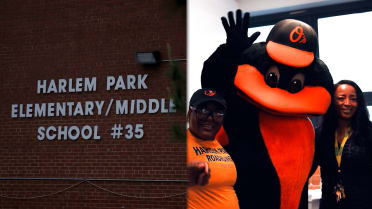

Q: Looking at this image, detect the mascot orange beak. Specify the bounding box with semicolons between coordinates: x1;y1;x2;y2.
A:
234;64;331;116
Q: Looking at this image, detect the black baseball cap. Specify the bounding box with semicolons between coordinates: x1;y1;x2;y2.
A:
266;19;318;67
190;88;227;109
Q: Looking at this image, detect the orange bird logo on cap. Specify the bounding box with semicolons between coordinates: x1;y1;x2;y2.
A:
204;90;216;96
289;26;306;44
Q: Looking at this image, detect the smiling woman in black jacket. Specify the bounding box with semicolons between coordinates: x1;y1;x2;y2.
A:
315;80;372;209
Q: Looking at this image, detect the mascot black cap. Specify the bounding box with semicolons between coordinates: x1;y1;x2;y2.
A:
266;19;318;67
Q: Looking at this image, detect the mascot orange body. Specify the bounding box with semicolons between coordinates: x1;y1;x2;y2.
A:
201;10;333;209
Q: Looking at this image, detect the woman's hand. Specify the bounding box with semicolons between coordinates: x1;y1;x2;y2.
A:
187;161;210;186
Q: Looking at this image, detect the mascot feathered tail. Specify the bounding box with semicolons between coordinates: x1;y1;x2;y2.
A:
201;10;333;209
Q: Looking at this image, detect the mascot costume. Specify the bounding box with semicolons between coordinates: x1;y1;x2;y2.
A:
201;10;333;209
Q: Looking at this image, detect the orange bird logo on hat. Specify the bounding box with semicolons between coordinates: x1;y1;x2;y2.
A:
204;89;216;96
289;26;306;43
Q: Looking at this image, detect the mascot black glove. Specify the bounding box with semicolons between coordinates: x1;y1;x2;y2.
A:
222;9;260;55
202;10;260;97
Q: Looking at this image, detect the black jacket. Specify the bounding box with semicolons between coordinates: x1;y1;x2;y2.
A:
314;125;372;209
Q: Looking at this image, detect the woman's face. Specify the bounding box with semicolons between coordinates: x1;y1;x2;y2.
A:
188;102;225;140
334;84;358;120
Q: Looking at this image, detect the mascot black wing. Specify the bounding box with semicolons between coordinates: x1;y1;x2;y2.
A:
201;11;333;209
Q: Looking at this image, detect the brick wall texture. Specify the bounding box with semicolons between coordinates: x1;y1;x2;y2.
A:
0;0;187;208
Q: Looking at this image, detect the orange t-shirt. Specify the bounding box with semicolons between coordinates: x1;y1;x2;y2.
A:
187;130;239;209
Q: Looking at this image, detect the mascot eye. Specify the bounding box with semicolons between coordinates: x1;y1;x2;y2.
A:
288;73;305;93
265;66;280;88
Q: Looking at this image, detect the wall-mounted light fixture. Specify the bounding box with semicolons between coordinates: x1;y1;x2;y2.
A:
136;51;161;65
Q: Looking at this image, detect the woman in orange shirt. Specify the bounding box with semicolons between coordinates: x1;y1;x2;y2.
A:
187;88;239;209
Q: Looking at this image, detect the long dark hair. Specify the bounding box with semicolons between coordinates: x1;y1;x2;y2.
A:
319;80;371;140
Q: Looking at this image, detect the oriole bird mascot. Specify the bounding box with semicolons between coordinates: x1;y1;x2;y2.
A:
201;10;333;209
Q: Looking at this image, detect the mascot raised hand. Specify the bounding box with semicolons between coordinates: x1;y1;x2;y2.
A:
201;10;333;209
